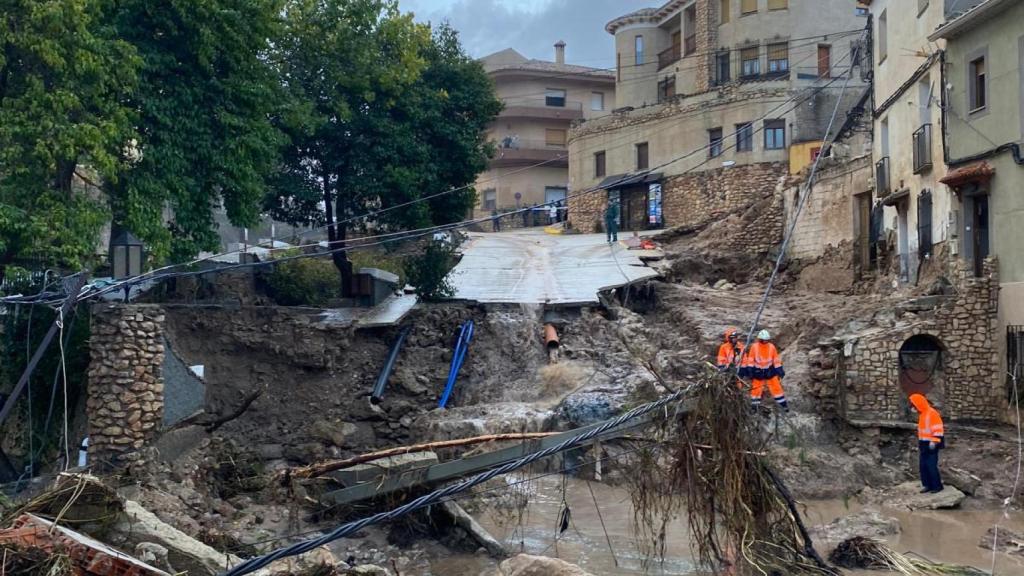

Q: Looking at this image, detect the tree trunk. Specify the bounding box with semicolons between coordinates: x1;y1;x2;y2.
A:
323;173;353;297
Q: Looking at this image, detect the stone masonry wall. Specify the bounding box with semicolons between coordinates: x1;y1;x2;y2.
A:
87;305;165;468
784;155;871;261
694;0;716;93
568;162;787;235
808;258;1002;422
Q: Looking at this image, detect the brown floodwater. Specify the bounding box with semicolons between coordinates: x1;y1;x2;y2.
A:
431;475;1024;575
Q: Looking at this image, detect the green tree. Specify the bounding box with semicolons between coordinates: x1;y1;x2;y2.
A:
107;0;286;263
267;1;499;293
0;0;138;282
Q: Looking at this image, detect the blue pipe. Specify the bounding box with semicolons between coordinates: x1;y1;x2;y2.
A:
439;320;474;408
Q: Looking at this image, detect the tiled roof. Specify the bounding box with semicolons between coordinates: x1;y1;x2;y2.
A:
491;59;615;78
939;161;995;187
930;0;1007;40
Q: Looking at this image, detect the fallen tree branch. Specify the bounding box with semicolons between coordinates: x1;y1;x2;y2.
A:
287;432;559;480
762;464;837;575
203;388;264;433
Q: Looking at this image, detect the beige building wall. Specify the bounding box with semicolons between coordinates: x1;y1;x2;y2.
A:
474;165;569;212
869;0;952;283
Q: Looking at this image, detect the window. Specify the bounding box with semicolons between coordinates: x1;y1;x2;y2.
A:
878;10;887;63
768;42;789;74
741;0;757;15
657;76;676;103
721;0;730;23
635;35;645;66
741;46;760;77
595;151;606;178
483;189;497;211
817;45;831;78
917;190;933;258
636;142;649;170
969;55;987;112
768;0;787;9
617;52;622;81
709;128;724;157
683;6;697;55
736;122;754;152
591;92;604;111
764;119;785;149
917;0;929;16
545;88;566;107
545;128;567;147
856;2;869;16
715;51;731;84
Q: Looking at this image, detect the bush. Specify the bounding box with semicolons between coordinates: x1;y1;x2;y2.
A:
265;257;340;306
405;240;457;301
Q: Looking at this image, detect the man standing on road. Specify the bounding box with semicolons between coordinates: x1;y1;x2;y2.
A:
491;209;501;232
909;393;945;493
740;330;788;412
604;200;619;243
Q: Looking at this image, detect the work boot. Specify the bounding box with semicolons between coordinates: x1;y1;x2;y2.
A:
919;487;931;494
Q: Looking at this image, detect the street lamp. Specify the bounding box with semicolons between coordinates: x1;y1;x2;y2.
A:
110;230;144;279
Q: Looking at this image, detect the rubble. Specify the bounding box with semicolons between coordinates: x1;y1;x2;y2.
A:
494;554;595;576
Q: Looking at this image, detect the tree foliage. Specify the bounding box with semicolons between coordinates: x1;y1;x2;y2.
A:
267;0;500;292
107;0;286;262
0;0;137;278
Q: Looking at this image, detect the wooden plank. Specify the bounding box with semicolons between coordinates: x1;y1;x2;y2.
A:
320;415;655;506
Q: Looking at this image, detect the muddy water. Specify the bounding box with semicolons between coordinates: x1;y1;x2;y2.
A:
434;476;1024;575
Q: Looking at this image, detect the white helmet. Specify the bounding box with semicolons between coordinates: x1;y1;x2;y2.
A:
757;329;772;340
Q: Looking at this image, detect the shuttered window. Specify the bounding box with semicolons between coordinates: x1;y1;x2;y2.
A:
741;0;757;14
545;129;567;147
768;0;787;9
918;190;933;257
720;0;730;23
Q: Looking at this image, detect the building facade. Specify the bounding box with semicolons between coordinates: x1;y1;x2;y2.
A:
929;0;1024;405
567;0;870;233
473;44;615;220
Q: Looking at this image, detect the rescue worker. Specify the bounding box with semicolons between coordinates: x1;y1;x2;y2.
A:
909;393;945;493
739;330;788;412
716;327;743;371
604;200;620;243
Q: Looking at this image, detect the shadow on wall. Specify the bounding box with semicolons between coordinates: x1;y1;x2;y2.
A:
161;338;206;427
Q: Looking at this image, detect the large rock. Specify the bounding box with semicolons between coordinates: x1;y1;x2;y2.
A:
980;527;1024;557
811;509;901;543
495;554;595;576
114;500;241;576
858;482;966;511
439;500;506;558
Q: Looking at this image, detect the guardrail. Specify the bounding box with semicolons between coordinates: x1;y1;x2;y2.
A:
913;124;933;174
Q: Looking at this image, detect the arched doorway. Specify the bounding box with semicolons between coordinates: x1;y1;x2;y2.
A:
898;334;946;411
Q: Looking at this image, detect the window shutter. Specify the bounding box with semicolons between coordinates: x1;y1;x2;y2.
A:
741;0;757;14
767;0;787;9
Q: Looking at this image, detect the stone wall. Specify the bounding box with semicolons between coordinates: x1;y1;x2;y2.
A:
808;258;1002;422
568;162;787;235
784;154;872;260
87;305;166;468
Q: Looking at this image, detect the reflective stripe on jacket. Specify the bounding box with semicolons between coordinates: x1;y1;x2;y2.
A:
739;341;785;380
918;408;945;442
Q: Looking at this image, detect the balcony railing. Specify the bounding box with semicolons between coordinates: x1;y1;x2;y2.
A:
490;139;568;167
875;156;891;197
658;45;681;70
499;97;583;120
684;34;697;55
913;123;933;174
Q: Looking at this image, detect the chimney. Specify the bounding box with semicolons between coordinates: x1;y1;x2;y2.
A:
554;40;566;64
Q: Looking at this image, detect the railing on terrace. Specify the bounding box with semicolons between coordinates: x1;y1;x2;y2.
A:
913;123;933;174
658;45;681;70
501;97;583;111
875;156;891;197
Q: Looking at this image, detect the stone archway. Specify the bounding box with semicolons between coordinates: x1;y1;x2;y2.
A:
898;334;946;411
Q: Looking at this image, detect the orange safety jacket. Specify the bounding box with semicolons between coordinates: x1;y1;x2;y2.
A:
739;341;785;381
910;394;945;442
716;342;744;370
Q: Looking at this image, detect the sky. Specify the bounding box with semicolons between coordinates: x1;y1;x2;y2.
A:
399;0;654;66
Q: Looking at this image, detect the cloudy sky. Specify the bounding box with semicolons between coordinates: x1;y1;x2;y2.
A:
399;0;653;65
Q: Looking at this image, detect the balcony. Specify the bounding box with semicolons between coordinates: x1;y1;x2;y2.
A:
913;124;933;174
658;44;682;70
684;34;696;56
499;97;583;121
490;139;568;168
875;156;891;197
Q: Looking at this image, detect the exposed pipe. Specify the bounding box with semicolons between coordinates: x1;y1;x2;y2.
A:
371;326;411;404
543;324;560;351
439;320;474;409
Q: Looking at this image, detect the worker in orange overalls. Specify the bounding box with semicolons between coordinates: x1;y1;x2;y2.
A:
909;393;945;493
716;328;745;387
739;330;788;412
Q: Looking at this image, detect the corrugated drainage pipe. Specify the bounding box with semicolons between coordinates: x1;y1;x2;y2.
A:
544;324;560;351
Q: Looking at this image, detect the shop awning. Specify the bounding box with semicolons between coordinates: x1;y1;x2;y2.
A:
882;188;910;207
597;172;663;190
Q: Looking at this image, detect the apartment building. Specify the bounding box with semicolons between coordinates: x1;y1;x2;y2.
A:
928;0;1024;395
473;44;615;219
567;0;869;233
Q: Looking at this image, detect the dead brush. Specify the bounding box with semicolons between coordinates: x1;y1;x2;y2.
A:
0;545;72;576
627;369;836;575
829;536;987;575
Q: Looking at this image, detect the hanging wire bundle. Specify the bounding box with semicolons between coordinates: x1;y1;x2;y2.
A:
627;369;835;575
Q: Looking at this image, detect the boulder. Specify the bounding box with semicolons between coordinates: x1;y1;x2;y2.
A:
439;500;506;558
811;509;901;543
114;500;241;576
941;466;982;496
495;554;595;576
858;482;966;511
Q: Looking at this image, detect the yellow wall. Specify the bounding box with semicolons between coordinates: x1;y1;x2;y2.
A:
789;141;822;174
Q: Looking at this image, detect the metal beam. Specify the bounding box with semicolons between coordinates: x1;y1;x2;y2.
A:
319;406;681;506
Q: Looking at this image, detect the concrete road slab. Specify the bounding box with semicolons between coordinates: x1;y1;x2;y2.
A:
450;230;660;305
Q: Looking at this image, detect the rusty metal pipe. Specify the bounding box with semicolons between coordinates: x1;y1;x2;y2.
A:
544;324;560;350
